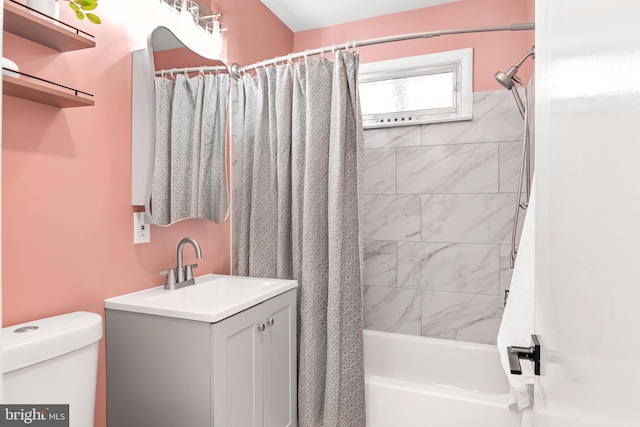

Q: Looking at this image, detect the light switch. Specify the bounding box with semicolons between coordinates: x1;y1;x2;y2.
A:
133;212;151;244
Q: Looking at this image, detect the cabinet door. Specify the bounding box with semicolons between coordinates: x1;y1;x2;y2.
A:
106;311;212;427
212;304;264;427
262;290;297;427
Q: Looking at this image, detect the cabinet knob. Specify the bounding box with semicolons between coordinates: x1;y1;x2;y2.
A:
258;323;266;332
267;318;275;326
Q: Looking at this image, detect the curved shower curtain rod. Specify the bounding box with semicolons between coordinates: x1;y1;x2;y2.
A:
229;22;535;78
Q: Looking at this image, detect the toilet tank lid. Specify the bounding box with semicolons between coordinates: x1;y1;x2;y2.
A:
2;311;103;374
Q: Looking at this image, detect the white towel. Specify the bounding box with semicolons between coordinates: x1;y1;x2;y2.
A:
496;178;536;427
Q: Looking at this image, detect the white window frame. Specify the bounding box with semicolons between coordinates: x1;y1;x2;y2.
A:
358;48;473;129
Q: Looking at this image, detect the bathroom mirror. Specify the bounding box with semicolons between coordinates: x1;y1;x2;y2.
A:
132;26;230;226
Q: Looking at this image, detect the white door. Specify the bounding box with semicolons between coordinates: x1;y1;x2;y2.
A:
534;0;640;425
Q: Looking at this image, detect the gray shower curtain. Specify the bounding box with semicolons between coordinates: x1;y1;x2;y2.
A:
235;52;366;427
152;73;229;225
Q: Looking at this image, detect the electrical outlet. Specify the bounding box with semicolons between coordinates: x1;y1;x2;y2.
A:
133;212;151;244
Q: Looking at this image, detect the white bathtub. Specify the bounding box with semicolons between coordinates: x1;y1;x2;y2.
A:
364;330;520;427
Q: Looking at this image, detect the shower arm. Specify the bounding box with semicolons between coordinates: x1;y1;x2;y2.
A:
513;49;536;70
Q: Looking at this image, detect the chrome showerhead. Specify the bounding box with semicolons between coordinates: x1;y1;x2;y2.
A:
494;48;535;89
495;48;535;119
494;66;519;90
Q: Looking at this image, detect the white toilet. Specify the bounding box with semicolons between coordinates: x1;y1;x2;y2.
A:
2;311;103;427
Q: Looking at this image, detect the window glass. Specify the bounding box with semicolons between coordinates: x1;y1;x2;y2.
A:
360;72;454;115
358;48;473;128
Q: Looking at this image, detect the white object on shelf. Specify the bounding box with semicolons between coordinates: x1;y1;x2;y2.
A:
26;0;60;21
2;58;19;78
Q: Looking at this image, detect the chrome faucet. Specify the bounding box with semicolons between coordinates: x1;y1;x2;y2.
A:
160;237;202;290
177;237;202;282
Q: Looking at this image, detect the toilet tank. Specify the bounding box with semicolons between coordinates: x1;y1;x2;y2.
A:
2;311;103;427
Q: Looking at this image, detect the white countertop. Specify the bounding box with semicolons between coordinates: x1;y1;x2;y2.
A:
104;274;297;323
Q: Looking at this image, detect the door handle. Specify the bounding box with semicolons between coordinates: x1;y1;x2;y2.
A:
507;334;541;376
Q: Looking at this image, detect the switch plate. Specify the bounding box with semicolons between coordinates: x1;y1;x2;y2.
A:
133;212;151;244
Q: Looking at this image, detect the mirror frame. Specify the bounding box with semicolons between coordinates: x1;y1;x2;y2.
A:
131;25;230;225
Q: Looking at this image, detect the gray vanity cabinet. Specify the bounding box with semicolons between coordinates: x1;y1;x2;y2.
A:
106;289;297;427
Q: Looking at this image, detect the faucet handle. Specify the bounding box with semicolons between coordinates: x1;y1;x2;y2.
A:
185;264;198;281
160;268;177;287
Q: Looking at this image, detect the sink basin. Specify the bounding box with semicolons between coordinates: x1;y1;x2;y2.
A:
104;274;297;323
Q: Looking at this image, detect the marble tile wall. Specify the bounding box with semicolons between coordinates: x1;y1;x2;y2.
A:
362;89;525;345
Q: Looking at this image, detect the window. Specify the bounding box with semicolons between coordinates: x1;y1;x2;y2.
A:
358;48;473;128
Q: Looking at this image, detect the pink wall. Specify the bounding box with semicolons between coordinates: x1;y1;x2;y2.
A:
211;0;294;66
294;0;533;92
527;0;535;21
527;0;535;53
2;1;291;426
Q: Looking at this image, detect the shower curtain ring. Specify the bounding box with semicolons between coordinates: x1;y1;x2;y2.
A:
287;54;293;65
320;46;325;59
303;49;310;61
